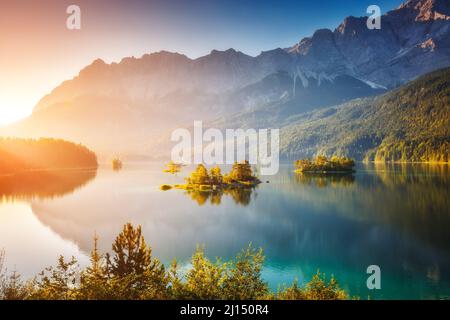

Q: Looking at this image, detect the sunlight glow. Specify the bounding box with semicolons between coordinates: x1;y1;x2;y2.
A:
0;96;33;126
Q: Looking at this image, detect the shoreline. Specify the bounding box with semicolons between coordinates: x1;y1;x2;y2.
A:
364;160;450;164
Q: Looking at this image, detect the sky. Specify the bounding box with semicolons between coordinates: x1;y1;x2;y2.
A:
0;0;404;125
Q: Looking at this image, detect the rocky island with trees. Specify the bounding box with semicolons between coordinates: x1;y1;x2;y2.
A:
294;156;355;173
161;161;261;192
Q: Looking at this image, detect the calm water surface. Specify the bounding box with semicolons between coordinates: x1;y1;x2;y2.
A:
0;163;449;299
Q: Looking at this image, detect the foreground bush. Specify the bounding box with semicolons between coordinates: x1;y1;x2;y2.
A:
0;223;349;300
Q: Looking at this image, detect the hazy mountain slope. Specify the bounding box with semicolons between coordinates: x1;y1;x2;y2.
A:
280;67;450;162
212;72;385;129
1;92;224;157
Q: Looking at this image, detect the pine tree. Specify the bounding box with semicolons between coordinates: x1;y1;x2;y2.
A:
222;245;268;299
185;246;226;299
0;270;28;300
106;223;153;276
78;233;110;299
105;223;168;299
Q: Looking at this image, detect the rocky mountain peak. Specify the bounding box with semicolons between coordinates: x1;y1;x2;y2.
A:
26;0;450;118
397;0;450;21
78;58;108;78
312;28;334;41
335;16;366;35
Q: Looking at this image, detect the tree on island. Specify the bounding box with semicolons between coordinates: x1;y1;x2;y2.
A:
228;161;255;182
112;158;123;171
184;162;259;188
209;166;223;185
186;164;211;186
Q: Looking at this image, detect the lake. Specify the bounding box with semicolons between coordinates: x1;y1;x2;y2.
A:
0;162;449;299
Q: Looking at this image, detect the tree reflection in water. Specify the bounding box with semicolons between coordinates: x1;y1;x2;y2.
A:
294;172;355;188
0;169;97;203
185;186;256;206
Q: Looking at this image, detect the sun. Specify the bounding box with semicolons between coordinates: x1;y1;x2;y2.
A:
0;98;33;126
0;108;29;126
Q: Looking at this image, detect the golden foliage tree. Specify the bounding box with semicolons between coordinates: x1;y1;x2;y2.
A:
186;164;211;185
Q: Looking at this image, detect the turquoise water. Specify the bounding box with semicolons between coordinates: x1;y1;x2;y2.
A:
0;162;449;299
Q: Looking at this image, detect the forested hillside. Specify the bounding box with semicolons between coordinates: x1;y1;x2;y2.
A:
281;68;450;162
0;138;98;173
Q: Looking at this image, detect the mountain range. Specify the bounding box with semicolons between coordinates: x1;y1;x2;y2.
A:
1;0;449;161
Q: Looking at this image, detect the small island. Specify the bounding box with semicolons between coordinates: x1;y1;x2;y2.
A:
163;160;183;174
161;161;261;191
112;158;123;170
294;156;355;173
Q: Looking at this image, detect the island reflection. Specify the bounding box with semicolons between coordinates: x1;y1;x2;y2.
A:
0;169;97;203
294;172;355;187
184;187;256;206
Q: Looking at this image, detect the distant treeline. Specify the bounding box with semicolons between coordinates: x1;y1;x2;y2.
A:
0;138;97;174
0;223;349;300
